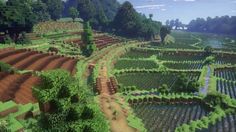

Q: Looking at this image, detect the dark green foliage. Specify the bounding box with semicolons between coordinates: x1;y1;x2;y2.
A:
81;106;94;120
158;84;169;93
0;61;14;73
69;7;79;22
203;56;215;65
0;0;37;39
112;1;161;40
77;0;96;22
188;16;236;35
81;22;97;57
42;0;63;20
32;0;50;22
2;35;13;44
173;73;200;93
203;92;236;109
15;32;32;44
66;107;82;121
204;46;213;56
160;26;171;42
33;70;99;131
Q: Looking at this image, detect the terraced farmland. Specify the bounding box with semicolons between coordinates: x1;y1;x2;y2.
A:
0;72;40;104
198;114;236;132
116;72;200;89
64;35;121;49
114;59;158;70
0;48;77;74
164;62;203;70
130;102;210;132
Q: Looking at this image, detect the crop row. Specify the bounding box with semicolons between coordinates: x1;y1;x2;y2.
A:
198;114;236;132
114;59;158;70
116;72;200;90
131;103;209;132
0;72;40;104
216;79;236;99
214;69;236;81
0;48;77;74
164;62;203;70
64;35;121;49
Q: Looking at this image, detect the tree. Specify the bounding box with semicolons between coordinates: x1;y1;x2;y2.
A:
81;22;97;57
42;0;63;20
0;0;37;40
32;0;50;22
165;20;170;26
113;1;139;36
113;1;161;39
160;26;171;43
77;0;96;21
175;19;180;29
69;7;79;22
173;73;200;93
149;14;153;20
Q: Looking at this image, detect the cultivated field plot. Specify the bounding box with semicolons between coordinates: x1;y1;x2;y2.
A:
156;53;205;61
0;72;40;104
215;56;236;65
216;80;236;99
116;72;200;89
198;114;236;132
114;59;158;70
121;50;155;58
214;68;236;81
164;62;203;70
0;48;77;74
64;35;121;49
131;102;210;132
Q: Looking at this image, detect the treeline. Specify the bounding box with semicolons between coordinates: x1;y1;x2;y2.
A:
0;0;162;40
0;0;63;39
67;0;162;40
188;16;236;35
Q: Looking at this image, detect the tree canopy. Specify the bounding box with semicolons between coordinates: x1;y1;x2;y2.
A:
188;16;236;35
112;1;162;40
69;7;79;22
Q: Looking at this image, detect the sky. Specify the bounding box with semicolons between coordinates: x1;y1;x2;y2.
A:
118;0;236;24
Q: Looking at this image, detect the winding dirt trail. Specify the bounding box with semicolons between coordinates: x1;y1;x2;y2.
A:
98;62;136;132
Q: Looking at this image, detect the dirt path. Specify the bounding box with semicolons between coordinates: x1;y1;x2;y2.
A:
98;62;136;132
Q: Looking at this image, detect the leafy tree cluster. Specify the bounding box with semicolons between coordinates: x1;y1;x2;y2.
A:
0;0;63;42
166;19;185;30
188;16;236;35
173;73;200;93
113;1;162;40
64;0;119;26
33;70;108;131
81;22;97;57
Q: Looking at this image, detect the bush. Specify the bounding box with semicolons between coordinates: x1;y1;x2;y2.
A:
0;61;15;73
15;32;32;44
2;35;13;44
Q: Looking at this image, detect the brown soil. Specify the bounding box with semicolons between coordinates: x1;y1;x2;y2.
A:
97;63;136;132
0;72;40;104
0;48;77;74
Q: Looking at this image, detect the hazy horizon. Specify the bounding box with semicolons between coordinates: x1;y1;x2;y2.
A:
118;0;236;24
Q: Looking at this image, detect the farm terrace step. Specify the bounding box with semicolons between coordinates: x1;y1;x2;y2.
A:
130;102;211;132
64;34;122;50
0;72;41;104
0;48;78;74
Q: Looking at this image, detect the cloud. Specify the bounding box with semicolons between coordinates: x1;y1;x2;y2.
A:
161;8;167;11
135;4;165;9
231;10;236;13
